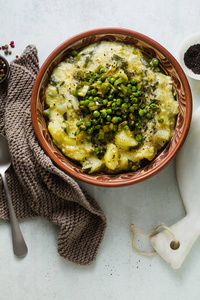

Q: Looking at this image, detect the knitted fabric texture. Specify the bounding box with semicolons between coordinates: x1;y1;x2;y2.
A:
0;45;107;265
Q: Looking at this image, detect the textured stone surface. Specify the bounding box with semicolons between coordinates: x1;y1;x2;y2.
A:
1;0;200;299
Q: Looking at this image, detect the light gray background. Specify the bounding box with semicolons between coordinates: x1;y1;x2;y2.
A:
1;0;200;299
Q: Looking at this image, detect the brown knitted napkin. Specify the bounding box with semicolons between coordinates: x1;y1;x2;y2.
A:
0;45;107;265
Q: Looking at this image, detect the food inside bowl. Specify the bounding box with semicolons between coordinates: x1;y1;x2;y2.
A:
44;41;179;174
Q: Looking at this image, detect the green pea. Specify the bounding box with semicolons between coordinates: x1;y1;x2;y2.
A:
89;96;93;101
124;125;129;131
43;110;50;119
84;100;90;106
92;119;98;125
158;118;164;123
131;79;137;85
112;102;117;108
135;123;141;128
71;50;78;57
116;98;121;106
108;95;113;100
124;97;129;103
110;77;115;84
127;84;132;89
76;121;82;127
93;110;100;118
107;115;111;122
89;78;94;84
97;80;102;85
106;108;112;114
150;103;157;109
135;135;143;142
122;114;127;119
91;89;97;95
143;109;148;114
94;73;100;79
118;117;122;123
129;106;135;113
94;147;100;154
103;99;108;106
101;75;106;82
85;121;91;127
95;124;101;130
88;101;95;108
93;96;100;102
121;103;128;109
146;113;152;119
132;97;138;103
152;58;159;67
139;109;145;116
112;116;118;123
100;68;105;73
101;110;107;118
132;86;137;92
116;110;122;116
132;92;139;97
79;100;85;106
113;124;118;131
87;127;94;134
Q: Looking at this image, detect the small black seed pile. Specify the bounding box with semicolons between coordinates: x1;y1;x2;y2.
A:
184;44;200;74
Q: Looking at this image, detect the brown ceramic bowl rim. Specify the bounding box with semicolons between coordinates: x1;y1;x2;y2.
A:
31;28;192;187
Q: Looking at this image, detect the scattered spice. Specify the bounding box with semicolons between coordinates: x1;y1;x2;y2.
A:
0;41;18;59
0;57;7;82
184;44;200;74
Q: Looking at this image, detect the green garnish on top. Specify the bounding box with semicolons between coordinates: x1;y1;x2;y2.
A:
72;58;161;142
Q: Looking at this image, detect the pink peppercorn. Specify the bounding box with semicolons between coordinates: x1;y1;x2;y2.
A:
16;55;19;58
10;44;15;48
2;46;5;50
10;41;14;45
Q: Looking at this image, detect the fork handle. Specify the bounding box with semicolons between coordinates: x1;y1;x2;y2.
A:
2;173;28;257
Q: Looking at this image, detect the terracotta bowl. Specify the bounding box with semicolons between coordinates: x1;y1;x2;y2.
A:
31;28;192;187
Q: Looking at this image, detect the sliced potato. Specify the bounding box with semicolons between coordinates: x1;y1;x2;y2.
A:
154;129;171;147
63;146;88;161
82;156;103;173
104;143;119;170
115;130;138;148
